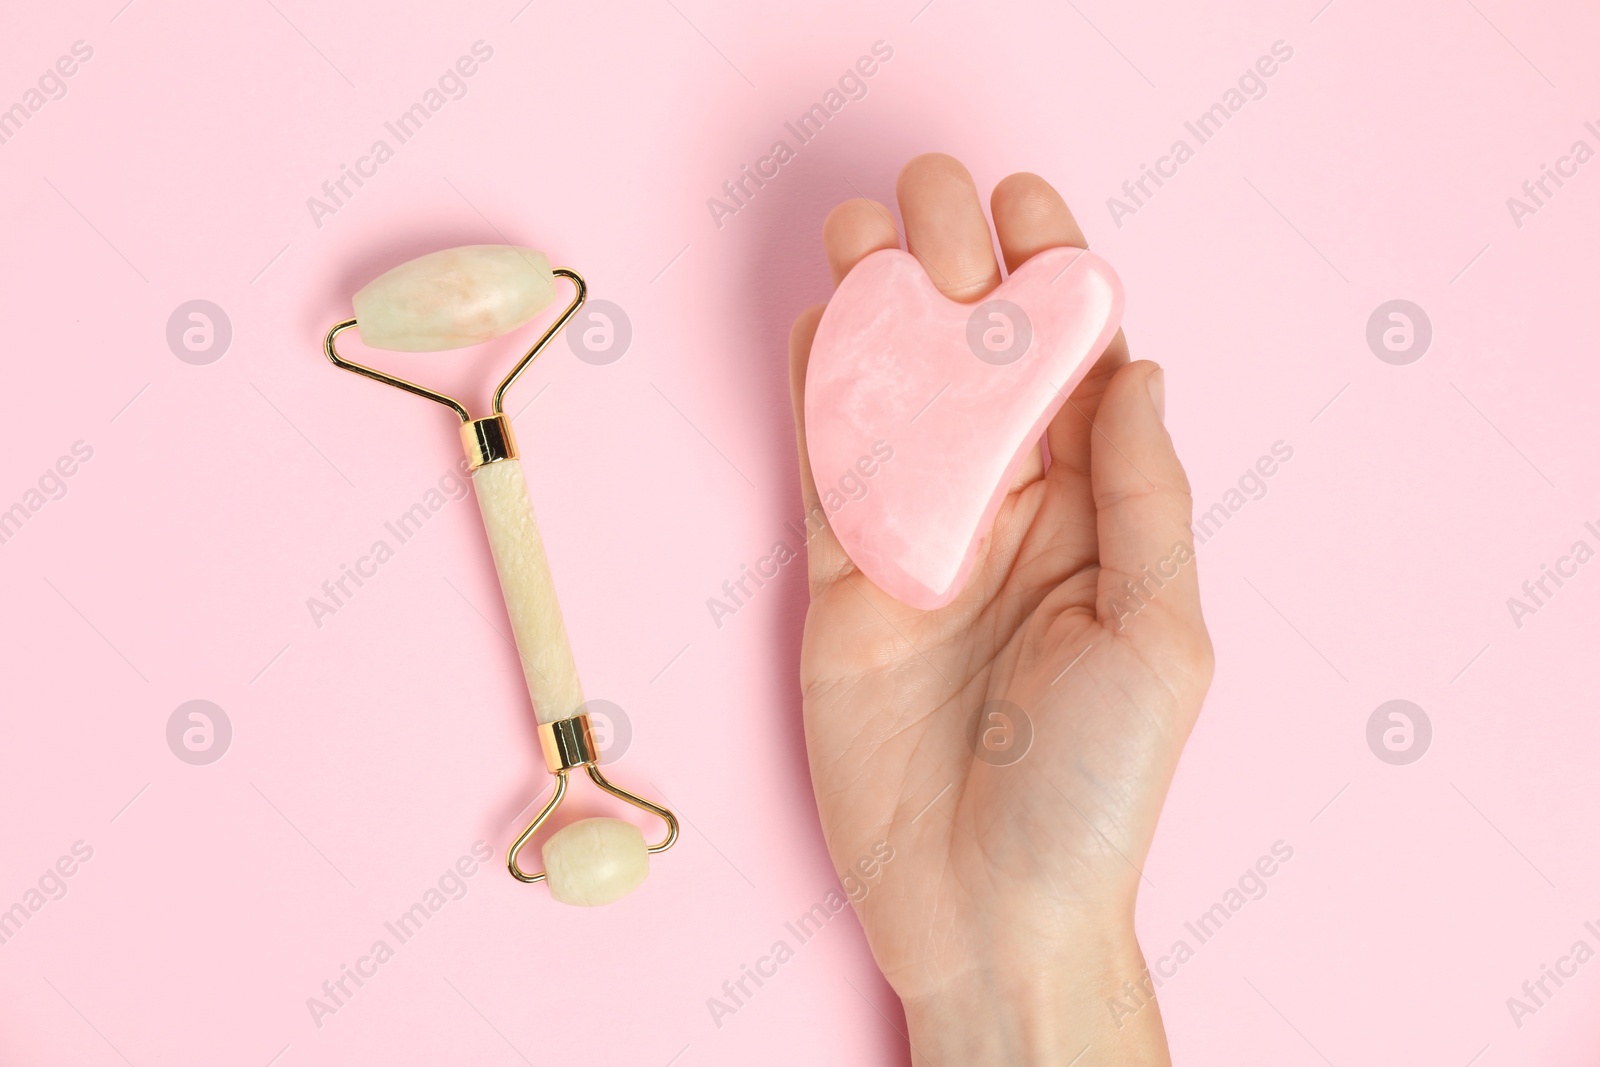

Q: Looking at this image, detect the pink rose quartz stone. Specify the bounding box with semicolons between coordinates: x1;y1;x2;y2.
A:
804;245;1124;609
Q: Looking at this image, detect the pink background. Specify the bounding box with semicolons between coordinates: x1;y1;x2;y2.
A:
2;1;1597;1063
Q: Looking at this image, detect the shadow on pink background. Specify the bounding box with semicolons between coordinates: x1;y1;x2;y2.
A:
2;1;1597;1064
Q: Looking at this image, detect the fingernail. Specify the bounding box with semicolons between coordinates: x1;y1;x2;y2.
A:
1146;365;1165;424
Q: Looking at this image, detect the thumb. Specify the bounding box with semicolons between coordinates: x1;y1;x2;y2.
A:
1089;361;1209;657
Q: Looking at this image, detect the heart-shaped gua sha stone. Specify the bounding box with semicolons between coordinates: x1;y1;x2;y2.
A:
804;245;1124;609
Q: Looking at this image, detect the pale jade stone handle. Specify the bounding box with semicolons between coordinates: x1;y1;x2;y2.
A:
470;457;585;725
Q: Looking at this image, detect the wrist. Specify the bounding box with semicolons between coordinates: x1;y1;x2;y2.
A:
899;916;1169;1067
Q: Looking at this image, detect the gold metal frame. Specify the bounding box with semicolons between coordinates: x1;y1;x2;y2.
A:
321;266;680;892
322;266;588;424
507;712;680;884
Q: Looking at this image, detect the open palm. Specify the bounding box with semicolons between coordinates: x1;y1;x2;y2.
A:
789;155;1213;1063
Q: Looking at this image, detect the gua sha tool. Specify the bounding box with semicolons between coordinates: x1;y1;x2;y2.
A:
323;245;678;907
804;246;1124;609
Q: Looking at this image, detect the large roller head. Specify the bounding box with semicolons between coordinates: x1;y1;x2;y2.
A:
541;818;651;907
352;245;557;352
507;719;679;906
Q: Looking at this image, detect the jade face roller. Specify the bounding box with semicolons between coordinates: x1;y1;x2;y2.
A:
322;245;677;906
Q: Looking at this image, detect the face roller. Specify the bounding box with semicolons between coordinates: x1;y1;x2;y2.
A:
322;245;677;906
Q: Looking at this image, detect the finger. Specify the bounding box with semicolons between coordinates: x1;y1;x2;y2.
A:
823;198;901;285
788;306;854;588
788;306;826;519
1021;342;1128;573
1007;445;1045;492
990;171;1087;273
1089;362;1208;655
990;172;1092;491
988;173;1132;475
894;156;1034;484
1049;335;1131;481
896;153;1001;301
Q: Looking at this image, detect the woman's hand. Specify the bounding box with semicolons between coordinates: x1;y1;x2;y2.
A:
789;154;1213;1065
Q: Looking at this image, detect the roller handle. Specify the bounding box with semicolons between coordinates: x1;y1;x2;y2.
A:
470;454;585;725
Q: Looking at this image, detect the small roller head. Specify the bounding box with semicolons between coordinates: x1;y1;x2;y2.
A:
541;817;650;907
352;245;556;352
